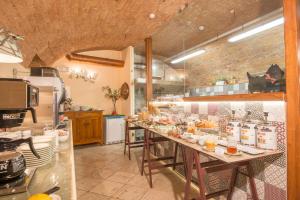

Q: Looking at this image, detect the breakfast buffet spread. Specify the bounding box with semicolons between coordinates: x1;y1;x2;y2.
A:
131;103;280;158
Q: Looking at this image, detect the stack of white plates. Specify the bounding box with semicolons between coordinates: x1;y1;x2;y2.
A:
0;130;32;139
33;135;57;156
19;143;52;168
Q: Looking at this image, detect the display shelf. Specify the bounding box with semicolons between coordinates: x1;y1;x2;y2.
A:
183;92;286;102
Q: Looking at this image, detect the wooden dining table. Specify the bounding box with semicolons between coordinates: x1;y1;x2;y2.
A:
127;120;282;200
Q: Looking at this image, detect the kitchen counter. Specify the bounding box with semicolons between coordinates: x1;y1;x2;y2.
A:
0;122;77;200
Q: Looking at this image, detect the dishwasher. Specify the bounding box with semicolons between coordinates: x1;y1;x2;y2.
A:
103;115;125;144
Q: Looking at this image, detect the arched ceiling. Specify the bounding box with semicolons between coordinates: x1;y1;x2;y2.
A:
135;0;283;59
0;0;191;67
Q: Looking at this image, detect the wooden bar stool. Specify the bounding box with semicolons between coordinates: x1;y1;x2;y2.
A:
124;120;145;160
141;129;184;188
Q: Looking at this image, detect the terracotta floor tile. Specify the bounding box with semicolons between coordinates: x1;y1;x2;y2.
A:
114;184;148;200
75;144;201;199
106;171;136;184
76;176;103;191
78;191;113;200
127;175;151;189
141;189;184;200
77;189;87;198
90;180;125;196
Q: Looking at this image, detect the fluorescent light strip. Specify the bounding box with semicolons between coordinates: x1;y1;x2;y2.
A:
228;17;284;43
171;49;205;64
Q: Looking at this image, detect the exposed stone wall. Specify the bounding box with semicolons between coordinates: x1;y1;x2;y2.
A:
186;25;285;88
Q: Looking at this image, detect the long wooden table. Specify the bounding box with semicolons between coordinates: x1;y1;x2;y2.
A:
129;120;282;200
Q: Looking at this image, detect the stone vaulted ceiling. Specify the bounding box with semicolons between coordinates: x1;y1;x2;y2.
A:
135;0;283;59
0;0;191;66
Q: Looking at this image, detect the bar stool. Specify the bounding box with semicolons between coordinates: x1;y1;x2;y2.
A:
124;120;145;160
141;129;184;188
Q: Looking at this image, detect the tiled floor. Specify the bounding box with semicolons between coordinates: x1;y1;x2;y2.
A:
74;143;199;200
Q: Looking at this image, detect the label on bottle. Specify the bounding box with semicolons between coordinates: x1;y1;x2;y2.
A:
241;123;257;146
226;121;241;142
257;125;277;150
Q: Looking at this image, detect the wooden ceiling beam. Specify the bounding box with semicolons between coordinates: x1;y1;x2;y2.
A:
65;53;124;67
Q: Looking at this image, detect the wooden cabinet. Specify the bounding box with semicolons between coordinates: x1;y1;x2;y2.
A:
64;111;103;145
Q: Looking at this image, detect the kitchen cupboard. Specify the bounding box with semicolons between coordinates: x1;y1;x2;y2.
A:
64;111;104;145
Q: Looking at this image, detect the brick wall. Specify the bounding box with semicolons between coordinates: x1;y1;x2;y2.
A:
186;25;285;88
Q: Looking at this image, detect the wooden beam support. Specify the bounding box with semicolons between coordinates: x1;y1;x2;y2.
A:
145;37;153;104
66;53;124;67
284;0;300;199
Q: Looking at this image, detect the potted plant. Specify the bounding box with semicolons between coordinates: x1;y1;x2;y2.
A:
102;86;121;115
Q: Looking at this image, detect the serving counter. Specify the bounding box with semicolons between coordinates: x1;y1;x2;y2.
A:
0;122;77;200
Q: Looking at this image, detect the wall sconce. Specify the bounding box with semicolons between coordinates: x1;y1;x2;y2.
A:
69;67;97;82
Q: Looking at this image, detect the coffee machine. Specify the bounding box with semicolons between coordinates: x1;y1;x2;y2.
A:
0;78;39;128
0;78;40;196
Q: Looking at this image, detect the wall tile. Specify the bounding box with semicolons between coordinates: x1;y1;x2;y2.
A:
184;103;191;113
208;103;218;115
198;102;208;115
264;183;286;200
263;102;286;122
245;178;265;200
245;102;264;120
250;159;269;181
230;102;246;118
218;103;231;116
264;164;286;190
262;153;286;168
236;173;247;192
191;103;199;114
232;188;247;199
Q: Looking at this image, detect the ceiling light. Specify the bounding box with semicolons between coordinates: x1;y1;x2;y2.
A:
199;26;205;31
179;74;185;79
228;17;284;42
0;28;23;63
171;49;205;64
149;13;156;19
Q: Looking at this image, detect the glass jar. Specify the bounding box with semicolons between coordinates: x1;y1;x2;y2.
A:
227;136;237;154
257;112;277;150
241;111;257;146
225;110;241;142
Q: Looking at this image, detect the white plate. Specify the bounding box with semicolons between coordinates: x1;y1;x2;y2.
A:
26;159;51;162
23;152;51;157
33;138;52;143
25;155;51;159
26;160;51;165
19;143;49;150
22;148;51;152
26;158;51;163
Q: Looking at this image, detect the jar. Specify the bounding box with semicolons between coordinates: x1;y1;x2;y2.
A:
240;111;257;146
225;110;241;142
241;123;257;146
257;112;277;150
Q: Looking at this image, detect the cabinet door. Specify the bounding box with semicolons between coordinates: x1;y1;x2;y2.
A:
76;117;101;144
